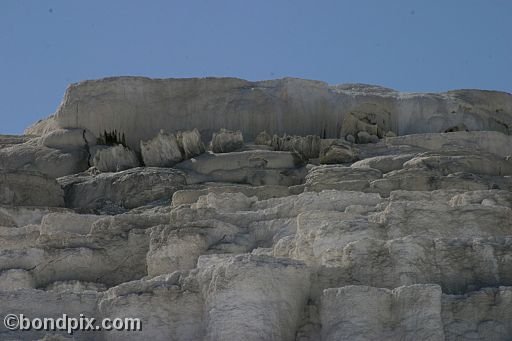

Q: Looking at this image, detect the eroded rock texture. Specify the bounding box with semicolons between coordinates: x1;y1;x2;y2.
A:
1;77;512;340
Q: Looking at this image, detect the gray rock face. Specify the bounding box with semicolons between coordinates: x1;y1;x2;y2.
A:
58;167;186;211
319;140;357;164
442;287;512;340
0;171;64;207
0;139;89;178
98;273;204;341
320;285;444;341
254;131;272;146
386;131;512;158
177;128;205;159
199;255;310;341
3;79;512;340
175;150;306;186
0;269;35;290
0;134;34;149
0;206;71;227
39;128;96;150
356;130;379;144
271;134;321;160
140;130;183;167
210;128;244;153
91;144;140;172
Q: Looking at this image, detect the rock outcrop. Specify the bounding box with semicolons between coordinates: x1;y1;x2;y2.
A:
91;145;140;172
58;167;187;212
319;140;357;164
2;78;512;340
177;128;206;159
210;128;244;153
271;134;321;160
140;130;183;167
0;171;64;207
0;138;90;178
25;77;512;152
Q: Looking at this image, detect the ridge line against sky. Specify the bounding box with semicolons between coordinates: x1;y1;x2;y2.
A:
1;0;511;134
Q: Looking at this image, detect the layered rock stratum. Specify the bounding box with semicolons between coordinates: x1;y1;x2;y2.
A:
1;76;512;340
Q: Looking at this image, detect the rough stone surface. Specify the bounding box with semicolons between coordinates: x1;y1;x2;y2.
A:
58;167;186;211
254;131;272;146
0;139;89;178
0;171;64;207
26;77;512;151
271;134;321;159
210;128;244;153
198;254;310;341
91;144;140;172
3;78;512;340
177;128;205;159
386;131;512;158
175;150;306;186
319;140;357;164
39;128;96;150
0;206;71;227
320;285;444;341
140;130;183;167
357;130;379;144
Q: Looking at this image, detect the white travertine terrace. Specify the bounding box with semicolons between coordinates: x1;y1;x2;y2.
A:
1;77;512;340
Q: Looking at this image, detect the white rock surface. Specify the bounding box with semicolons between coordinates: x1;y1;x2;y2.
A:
26;77;512;151
198;254;310;341
320;285;444;341
140;130;183;167
58;167;186;211
0;139;89;178
39;128;96;150
0;171;64;207
91;144;140;172
3;79;512;340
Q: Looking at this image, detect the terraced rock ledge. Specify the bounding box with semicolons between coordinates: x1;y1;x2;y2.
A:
1;77;512;340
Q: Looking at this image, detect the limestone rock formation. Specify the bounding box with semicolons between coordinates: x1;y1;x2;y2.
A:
2;77;512;340
356;130;379;144
58;167;186;212
340;112;383;139
140;130;183;167
174;150;306;186
254;131;273;146
25;77;512;152
0;138;89;178
270;134;321;160
39;128;96;150
210;128;244;153
91;144;140;172
177;128;205;159
0;171;64;207
319;140;357;164
320;285;444;340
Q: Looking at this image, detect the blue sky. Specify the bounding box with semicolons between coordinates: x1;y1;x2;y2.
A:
1;0;511;134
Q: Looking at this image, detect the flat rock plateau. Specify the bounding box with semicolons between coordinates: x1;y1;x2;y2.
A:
1;76;512;340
